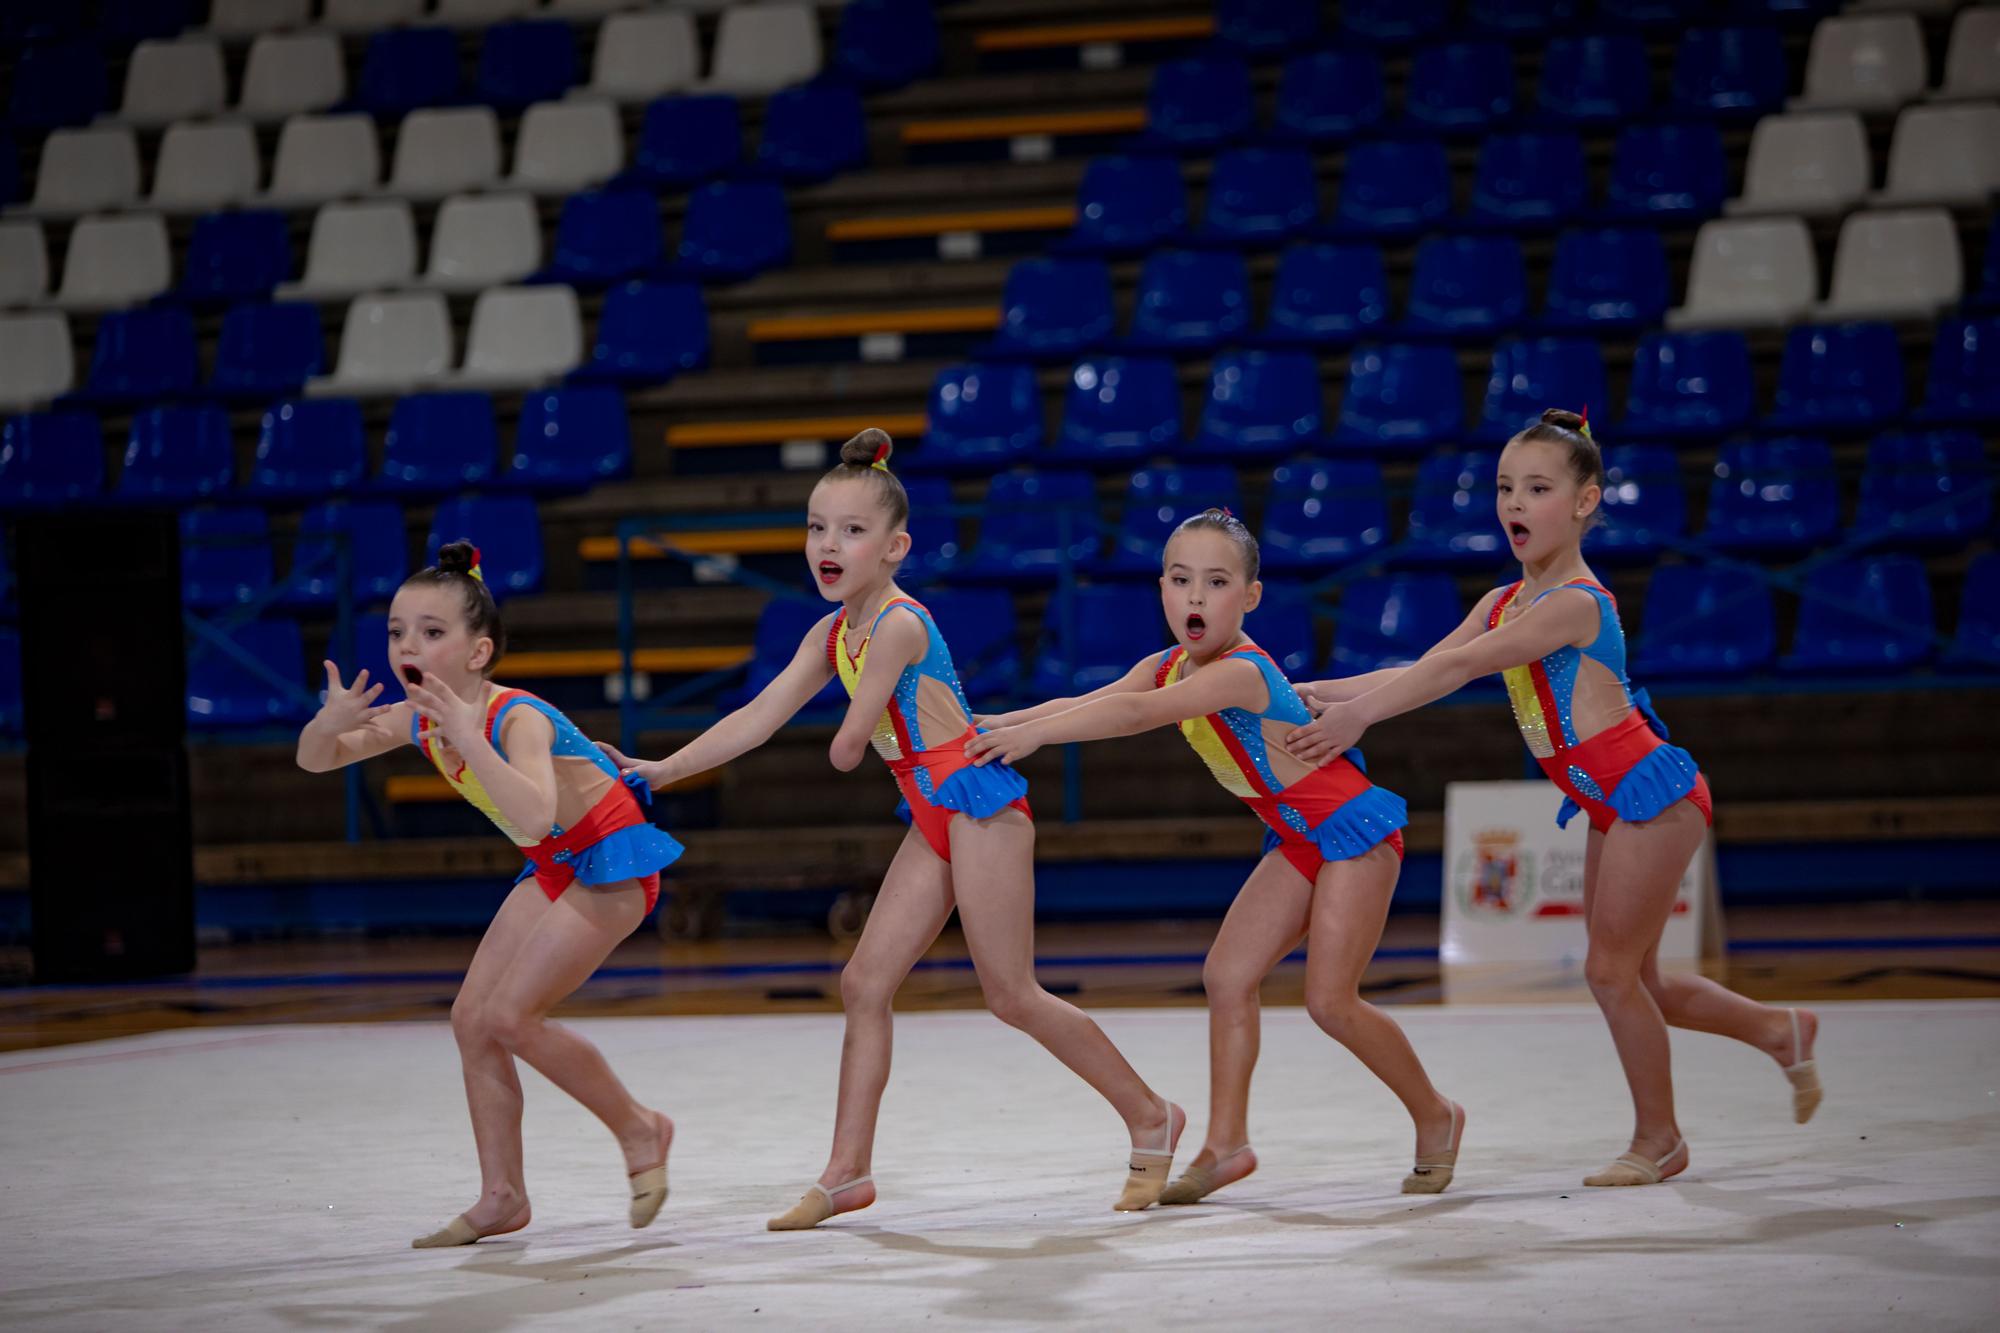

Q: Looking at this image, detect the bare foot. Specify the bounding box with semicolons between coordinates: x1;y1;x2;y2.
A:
1128;1099;1184;1156
1185;1144;1259;1190
767;1173;876;1230
461;1183;530;1233
621;1108;673;1176
812;1173;877;1218
1632;1134;1688;1179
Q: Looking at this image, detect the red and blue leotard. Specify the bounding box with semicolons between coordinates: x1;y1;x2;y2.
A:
829;595;1031;862
414;687;684;912
1156;642;1407;882
1488;578;1713;834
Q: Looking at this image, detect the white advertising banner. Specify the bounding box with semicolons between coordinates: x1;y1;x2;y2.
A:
1441;781;1716;967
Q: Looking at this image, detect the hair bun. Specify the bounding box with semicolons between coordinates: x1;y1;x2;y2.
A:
839;427;893;467
1539;408;1585;431
435;539;478;576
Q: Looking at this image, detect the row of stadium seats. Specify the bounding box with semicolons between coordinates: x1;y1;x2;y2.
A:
13;427;1986;619
3;1;932;130
15;546;1981;736
5;316;1996;505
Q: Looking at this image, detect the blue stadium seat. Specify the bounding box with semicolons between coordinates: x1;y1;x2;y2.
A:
1125;250;1251;352
1339;0;1448;44
956;468;1100;584
1764;323;1905;433
986;258;1115;361
836;0;939;87
1032;584;1166;696
209;303;325;403
0;0;74;42
1141;54;1255;153
1539;34;1652;123
0;530;11;614
571;281;709;386
1327;574;1462;673
331;613;400;707
1605;123;1728;221
1329;139;1452;238
1944;552;2000;672
1404;42;1516;135
629;95;743;188
187;619;311;730
506;387;631;491
357;28;461;115
1191;350;1325;460
1400;450;1507;567
476;20;578;110
248;398;367;500
1622;331;1754;439
1671;26;1789;119
913;363;1044;473
1270;49;1386;144
69;308;199;407
1631;566;1777;678
287;500;408;609
723;597;845;712
100;0;197;43
1727;0;1838;24
0;629;18;737
536;190;664;287
1051;357;1184;467
1851;431;1992;551
1249;583;1318;678
1604;0;1717;29
1260;458;1390;572
181;506;274;611
378;392;499;494
1095;464;1244;575
920;587;1019;707
1469;0;1582;35
1218;0;1323;54
1591;444;1688;560
1254;243;1389;346
674;181;791;282
118;406;234;501
895;476;963;585
1064;155;1189;256
0;411;104;509
1401;234;1528;337
178;211;292;305
1783;556;1934;673
1472;337;1611;446
7;40;107;130
1703;437;1840;555
1334;343;1464;451
1916;317;2000;427
1468;132;1589;230
1967;215;2000;314
427;494;544;599
1541;227;1671;330
1198;147;1320;246
757;83;868;183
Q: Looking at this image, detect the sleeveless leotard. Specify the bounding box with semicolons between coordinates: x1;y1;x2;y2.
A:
829;595;1030;861
1488;578;1712;834
1156;641;1407;881
415;687;683;910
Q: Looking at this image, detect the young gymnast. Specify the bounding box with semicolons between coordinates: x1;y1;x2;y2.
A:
967;509;1465;1202
296;542;684;1247
602;430;1184;1229
1284;409;1823;1187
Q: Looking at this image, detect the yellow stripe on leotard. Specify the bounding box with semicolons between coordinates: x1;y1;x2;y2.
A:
1499;663;1555;759
423;732;537;847
1162;650;1257;797
833;605;906;762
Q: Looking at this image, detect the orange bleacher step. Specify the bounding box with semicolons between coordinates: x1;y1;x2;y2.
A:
578;532;799;561
665;413;929;449
902;108;1146;146
826;206;1078;243
974;16;1216;52
747;307;1000;342
495;646;753;677
386;769;717;804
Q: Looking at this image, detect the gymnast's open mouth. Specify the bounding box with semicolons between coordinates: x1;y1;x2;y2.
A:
1186;613;1206;641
